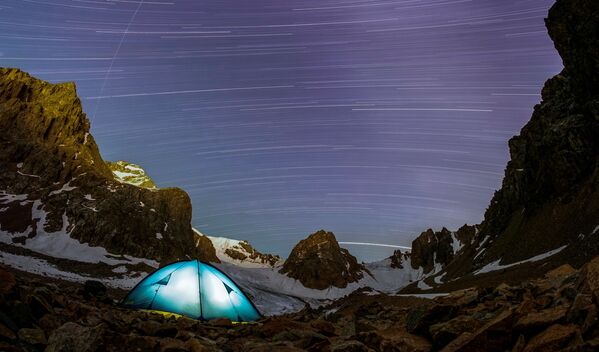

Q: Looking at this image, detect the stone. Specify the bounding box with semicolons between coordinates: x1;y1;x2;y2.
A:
159;338;187;352
310;319;336;337
84;281;107;298
406;304;457;335
0;266;16;294
279;230;366;290
330;340;373;352
17;328;47;345
429;315;482;349
514;306;568;332
439;309;514;352
184;338;215;352
522;324;579;352
46;322;107;352
359;329;431;352
208;318;232;327
0;321;16;340
579;257;599;303
511;334;526;352
545;264;576;280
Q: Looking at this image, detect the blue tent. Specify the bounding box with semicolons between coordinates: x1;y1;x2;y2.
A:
122;260;261;322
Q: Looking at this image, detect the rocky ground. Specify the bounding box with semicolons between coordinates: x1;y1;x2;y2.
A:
3;255;599;352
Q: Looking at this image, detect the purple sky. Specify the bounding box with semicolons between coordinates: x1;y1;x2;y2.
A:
0;0;562;261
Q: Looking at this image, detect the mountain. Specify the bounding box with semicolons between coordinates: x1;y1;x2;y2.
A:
400;0;599;290
279;230;368;290
0;68;218;272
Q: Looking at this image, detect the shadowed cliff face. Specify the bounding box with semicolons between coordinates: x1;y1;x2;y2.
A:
407;0;599;281
0;68;218;264
280;230;367;290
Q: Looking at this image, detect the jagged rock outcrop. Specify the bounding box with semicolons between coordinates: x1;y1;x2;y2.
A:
390;249;411;269
0;68;218;264
406;225;476;274
411;228;454;275
409;0;599;282
280;230;367;290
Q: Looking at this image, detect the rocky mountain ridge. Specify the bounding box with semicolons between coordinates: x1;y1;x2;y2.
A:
401;0;599;289
0;68;218;265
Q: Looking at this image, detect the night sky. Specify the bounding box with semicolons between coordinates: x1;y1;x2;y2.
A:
1;0;562;261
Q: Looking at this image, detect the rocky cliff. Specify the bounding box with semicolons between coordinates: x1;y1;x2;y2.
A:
0;68;218;264
406;0;599;284
280;230;367;290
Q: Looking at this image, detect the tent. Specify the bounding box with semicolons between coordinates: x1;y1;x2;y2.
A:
122;259;261;322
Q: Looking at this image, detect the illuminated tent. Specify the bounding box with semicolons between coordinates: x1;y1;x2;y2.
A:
122;260;261;322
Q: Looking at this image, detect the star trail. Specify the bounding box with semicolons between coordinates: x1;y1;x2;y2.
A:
0;0;562;261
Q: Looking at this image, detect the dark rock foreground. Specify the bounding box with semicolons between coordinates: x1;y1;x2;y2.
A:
3;255;599;351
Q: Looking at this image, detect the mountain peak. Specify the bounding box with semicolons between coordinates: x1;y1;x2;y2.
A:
280;230;367;290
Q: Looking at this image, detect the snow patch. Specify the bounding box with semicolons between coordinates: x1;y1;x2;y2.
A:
49;181;77;196
475;245;568;275
0;251;144;290
0;200;158;268
417;279;432;290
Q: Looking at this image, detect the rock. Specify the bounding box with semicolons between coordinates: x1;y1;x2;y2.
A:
439;309;514;352
310;319;336;337
280;230;367;290
17;328;46;345
429;315;482;349
0;321;16;340
447;288;479;307
83;281;107;298
9;302;35;328
184;338;215;352
359;329;431;352
566;294;594;325
401;0;599;280
159;338;187;352
28;294;53;318
46;322;107;352
511;334;526;352
330;340;373;352
410;228;455;274
0;68;219;264
0;266;15;294
406;304;457;335
514;306;568;332
545;264;576;280
522;324;579;352
389;249;410;269
579;256;599;303
208;318;232;327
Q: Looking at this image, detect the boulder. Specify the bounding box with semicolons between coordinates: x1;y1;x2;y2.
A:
522;324;579;352
46;322;108;352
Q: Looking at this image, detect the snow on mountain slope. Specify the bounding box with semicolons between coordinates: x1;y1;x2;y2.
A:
106;161;157;189
207;235;282;268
